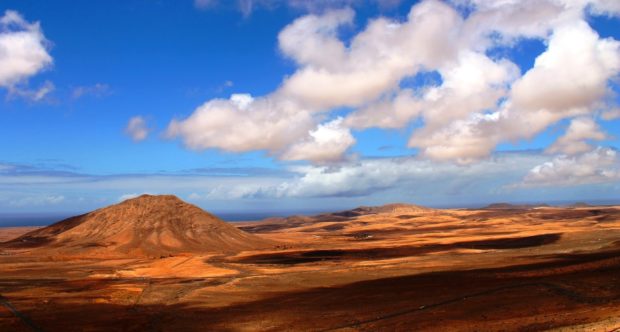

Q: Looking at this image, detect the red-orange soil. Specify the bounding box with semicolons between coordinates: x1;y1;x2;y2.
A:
1;196;620;331
0;227;40;242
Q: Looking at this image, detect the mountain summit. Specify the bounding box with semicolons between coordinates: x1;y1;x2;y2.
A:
4;195;273;257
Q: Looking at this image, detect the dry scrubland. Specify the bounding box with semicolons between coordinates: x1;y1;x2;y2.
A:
1;195;620;331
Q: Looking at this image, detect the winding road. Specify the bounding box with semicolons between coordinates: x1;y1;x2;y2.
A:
0;294;43;332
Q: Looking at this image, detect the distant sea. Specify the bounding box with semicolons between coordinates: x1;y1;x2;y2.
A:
0;213;74;227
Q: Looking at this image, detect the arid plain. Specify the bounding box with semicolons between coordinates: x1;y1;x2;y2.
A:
1;195;620;331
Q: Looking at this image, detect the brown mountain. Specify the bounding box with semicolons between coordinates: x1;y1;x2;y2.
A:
240;203;434;232
3;195;274;257
484;202;550;210
366;203;433;215
324;203;433;219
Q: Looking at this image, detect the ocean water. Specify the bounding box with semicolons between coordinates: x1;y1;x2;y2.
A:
0;213;74;227
217;212;291;222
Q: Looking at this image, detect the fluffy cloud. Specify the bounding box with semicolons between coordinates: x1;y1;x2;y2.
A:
457;0;569;46
511;21;619;114
405;12;619;162
0;10;52;89
405;52;519;162
275;159;431;198
344;88;424;129
579;0;620;16
546;117;608;155
345;49;518;163
168;0;619;165
409;113;504;164
166;94;315;154
169;0;464;162
281;117;355;163
279;0;462;109
478;20;620;152
125;116;150;142
277;8;354;70
519;147;620;187
270;152;547;198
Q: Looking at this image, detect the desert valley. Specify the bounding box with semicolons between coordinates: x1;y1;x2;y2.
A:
0;195;619;331
2;0;620;331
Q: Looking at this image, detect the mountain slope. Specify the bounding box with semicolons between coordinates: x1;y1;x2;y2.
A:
3;195;274;257
325;203;433;219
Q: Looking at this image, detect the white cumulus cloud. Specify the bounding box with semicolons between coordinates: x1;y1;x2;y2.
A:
546;117;608;155
281;117;356;163
166;0;620;167
519;147;620;187
0;10;52;91
166;94;315;154
125;116;150;142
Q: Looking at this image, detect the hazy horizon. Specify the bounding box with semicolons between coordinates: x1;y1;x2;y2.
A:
2;196;620;227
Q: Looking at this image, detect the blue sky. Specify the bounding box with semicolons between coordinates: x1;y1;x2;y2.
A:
0;0;619;216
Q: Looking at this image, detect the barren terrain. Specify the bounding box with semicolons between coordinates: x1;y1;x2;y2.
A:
1;196;620;331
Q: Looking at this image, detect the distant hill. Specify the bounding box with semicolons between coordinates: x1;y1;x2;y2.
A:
311;203;433;222
569;202;592;208
238;203;434;233
2;195;273;257
484;203;550;210
332;203;432;216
